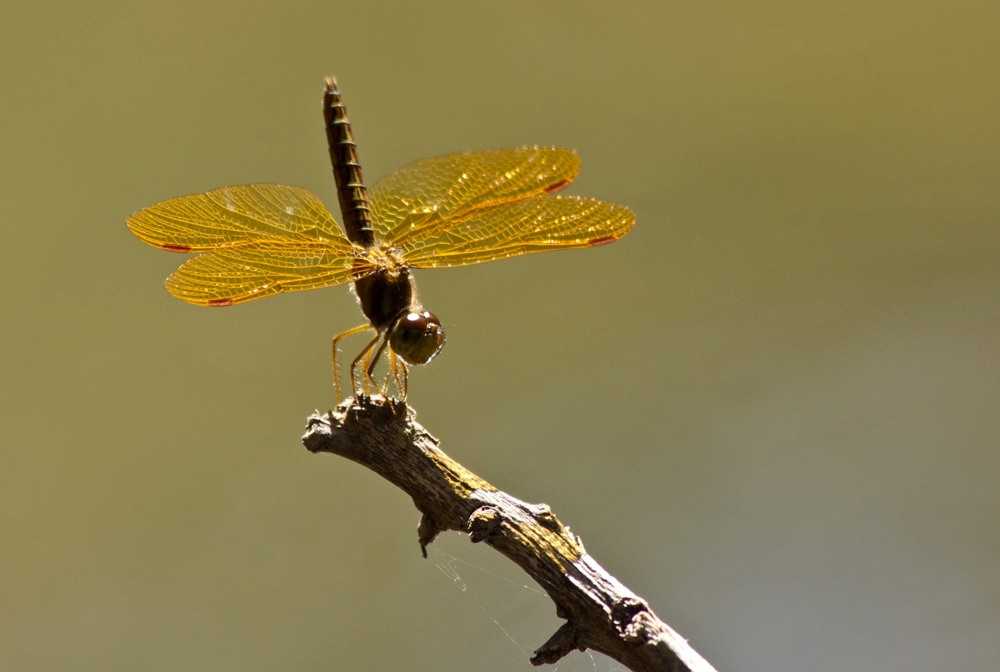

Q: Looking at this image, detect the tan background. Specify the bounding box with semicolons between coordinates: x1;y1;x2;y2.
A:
1;1;998;670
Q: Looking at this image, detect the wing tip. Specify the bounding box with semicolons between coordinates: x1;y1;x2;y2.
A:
588;202;636;246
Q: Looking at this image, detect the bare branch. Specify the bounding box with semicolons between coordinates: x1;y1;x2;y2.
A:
302;396;719;672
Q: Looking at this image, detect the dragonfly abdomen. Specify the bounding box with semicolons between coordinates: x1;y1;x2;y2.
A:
323;77;375;247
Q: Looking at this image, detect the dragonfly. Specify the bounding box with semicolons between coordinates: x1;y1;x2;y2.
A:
127;78;635;402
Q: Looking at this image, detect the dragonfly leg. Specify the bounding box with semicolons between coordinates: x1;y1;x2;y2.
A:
366;331;393;398
387;352;409;401
350;331;383;399
400;357;409;401
389;351;405;400
333;323;374;403
361;348;372;396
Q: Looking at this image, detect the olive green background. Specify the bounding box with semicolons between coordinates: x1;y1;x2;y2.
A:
1;2;998;671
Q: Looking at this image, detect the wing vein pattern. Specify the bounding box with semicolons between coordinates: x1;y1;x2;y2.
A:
166;242;370;306
127;184;350;250
369;146;582;246
399;195;634;269
127;149;634;305
127;184;365;305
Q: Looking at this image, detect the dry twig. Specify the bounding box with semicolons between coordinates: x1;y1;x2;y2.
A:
302;396;718;672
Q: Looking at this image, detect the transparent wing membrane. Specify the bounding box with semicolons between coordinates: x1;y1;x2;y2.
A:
127;184;349;252
369;147;581;246
165;242;370;306
128;149;632;310
401;196;634;269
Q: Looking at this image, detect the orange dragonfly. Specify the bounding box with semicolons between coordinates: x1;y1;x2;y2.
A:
127;78;635;401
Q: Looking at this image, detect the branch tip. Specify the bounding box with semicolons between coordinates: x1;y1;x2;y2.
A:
417;512;445;557
531;621;582;666
612;596;655;643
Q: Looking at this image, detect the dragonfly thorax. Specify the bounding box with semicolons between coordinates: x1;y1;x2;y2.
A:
353;269;414;331
360;244;406;273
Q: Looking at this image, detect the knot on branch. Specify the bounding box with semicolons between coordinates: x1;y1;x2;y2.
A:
529;503;563;533
612;596;655;643
468;505;503;543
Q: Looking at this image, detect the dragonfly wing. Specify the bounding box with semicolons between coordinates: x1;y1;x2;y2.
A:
127;184;349;252
401;195;634;269
166;241;371;306
369;147;580;246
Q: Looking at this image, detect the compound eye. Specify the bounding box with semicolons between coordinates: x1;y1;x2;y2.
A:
390;311;445;365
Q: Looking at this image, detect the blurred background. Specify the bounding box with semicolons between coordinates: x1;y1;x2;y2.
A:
1;1;998;670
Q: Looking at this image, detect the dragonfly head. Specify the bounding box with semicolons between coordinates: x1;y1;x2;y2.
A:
390;311;445;365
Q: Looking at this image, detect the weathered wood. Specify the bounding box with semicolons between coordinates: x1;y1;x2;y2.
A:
302;396;718;672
